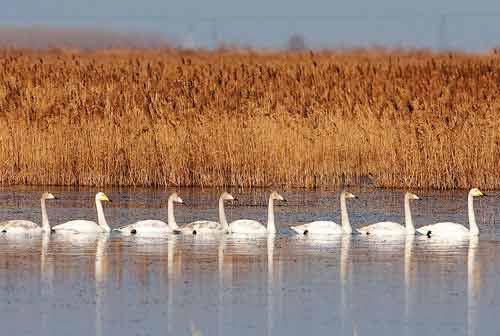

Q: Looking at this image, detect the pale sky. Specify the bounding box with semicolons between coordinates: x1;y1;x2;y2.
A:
4;0;500;49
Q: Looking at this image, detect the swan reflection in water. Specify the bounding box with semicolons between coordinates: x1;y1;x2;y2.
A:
417;234;478;335
290;234;350;334
217;234;227;336
40;232;110;336
468;236;479;336
167;236;176;335
267;235;277;336
340;235;351;336
95;234;109;336
404;234;414;336
40;232;53;335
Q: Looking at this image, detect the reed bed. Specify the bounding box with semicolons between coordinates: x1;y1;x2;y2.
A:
0;48;499;189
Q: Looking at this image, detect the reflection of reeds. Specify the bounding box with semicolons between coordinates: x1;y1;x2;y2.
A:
1;49;500;189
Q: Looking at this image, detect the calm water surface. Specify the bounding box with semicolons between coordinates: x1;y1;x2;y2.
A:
0;187;499;336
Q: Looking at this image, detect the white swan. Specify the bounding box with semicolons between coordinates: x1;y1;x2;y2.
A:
0;192;56;234
228;191;286;234
115;192;183;235
52;192;111;234
357;192;420;235
179;192;235;234
290;191;357;235
416;188;485;237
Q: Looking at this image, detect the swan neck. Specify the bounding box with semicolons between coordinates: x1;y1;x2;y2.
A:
96;199;110;232
218;197;228;231
167;198;179;230
340;194;352;234
404;196;415;233
267;197;276;233
468;193;479;235
40;198;50;231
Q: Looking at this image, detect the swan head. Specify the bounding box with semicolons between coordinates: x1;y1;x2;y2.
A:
221;192;235;201
42;192;56;200
470;188;485;197
270;191;286;202
170;192;184;204
96;192;111;202
405;192;420;200
342;191;357;199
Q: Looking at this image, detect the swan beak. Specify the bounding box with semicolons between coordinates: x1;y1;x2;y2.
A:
100;194;111;202
232;198;239;202
282;198;288;203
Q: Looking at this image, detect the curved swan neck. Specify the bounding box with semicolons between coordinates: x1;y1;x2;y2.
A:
218;197;228;232
404;195;415;233
167;197;179;230
40;198;50;231
267;197;276;234
95;199;110;232
340;194;352;234
468;193;479;235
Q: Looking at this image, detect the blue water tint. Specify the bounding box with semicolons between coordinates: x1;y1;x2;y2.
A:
0;187;499;335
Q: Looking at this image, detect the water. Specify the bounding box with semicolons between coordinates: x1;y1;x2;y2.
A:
0;187;499;336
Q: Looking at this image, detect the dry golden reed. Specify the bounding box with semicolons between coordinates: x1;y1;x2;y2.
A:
0;48;499;189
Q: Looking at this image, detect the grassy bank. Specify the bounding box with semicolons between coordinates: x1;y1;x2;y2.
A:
0;48;499;189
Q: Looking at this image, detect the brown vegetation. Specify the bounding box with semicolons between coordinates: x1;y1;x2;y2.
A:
0;48;499;189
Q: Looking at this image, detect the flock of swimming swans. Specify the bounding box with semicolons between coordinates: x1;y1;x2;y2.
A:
0;188;487;238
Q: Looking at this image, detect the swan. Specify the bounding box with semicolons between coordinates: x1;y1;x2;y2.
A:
290;191;357;235
228;191;286;234
52;192;112;234
0;192;56;234
357;192;420;235
416;188;485;237
179;192;235;234
115;192;183;235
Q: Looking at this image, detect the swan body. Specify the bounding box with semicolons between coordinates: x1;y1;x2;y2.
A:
357;221;407;235
180;192;235;234
229;219;268;234
115;193;183;235
290;191;356;235
1;192;56;234
52;192;111;234
53;220;108;234
2;220;44;234
180;220;219;234
357;192;420;236
118;220;171;234
417;222;471;236
416;188;485;237
290;221;342;235
229;191;286;234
